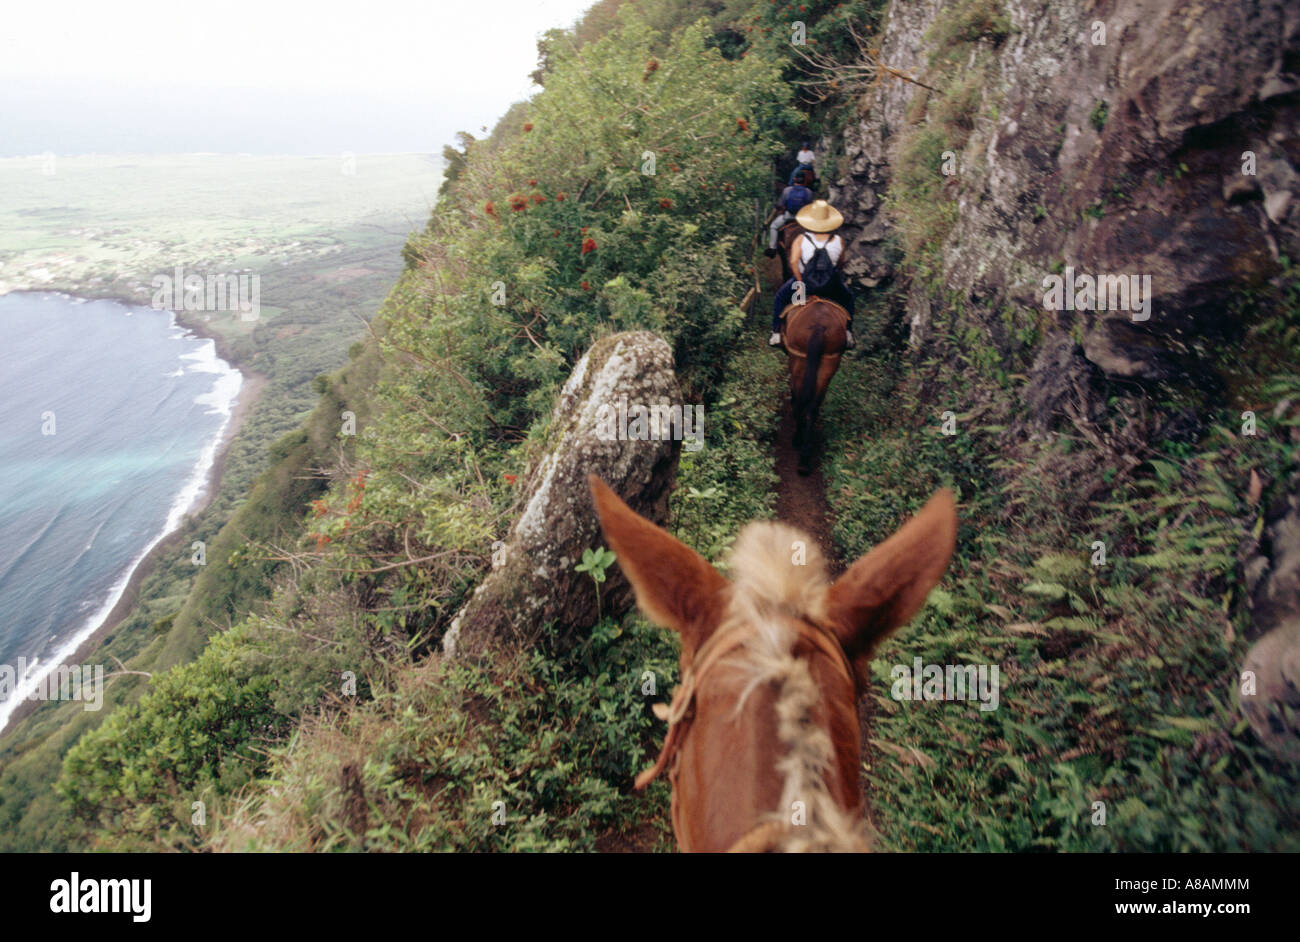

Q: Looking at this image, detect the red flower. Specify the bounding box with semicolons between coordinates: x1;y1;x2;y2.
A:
556;192;567;201
523;122;533;132
531;192;545;204
553;229;560;236
504;473;518;485
509;193;528;211
736;118;749;132
581;237;597;255
669;163;680;172
484;201;497;216
580;226;588;234
580;280;591;290
311;499;328;518
527;178;536;186
658;198;673;209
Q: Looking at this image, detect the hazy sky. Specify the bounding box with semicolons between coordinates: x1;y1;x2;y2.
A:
0;0;598;155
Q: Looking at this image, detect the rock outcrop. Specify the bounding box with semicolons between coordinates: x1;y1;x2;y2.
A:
442;331;683;659
1241;617;1300;762
1242;467;1300;760
830;0;1299;388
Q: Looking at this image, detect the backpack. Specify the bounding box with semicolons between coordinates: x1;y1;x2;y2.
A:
783;184;812;213
801;234;836;294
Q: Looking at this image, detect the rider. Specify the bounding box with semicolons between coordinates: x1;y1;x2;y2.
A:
769;199;855;349
789;140;816;185
765;169;814;257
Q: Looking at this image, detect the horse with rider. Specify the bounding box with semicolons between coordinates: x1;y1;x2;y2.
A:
761;142;859;473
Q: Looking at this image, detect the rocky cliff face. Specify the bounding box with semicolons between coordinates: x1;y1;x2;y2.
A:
828;0;1300;756
832;0;1298;379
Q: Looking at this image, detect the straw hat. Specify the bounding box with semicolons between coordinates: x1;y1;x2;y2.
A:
795;199;843;233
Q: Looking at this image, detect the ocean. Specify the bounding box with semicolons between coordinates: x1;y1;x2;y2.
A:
0;292;242;731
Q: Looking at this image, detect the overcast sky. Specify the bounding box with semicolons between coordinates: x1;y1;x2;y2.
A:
0;0;598;155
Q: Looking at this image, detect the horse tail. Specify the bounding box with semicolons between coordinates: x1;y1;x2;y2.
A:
797;322;826;426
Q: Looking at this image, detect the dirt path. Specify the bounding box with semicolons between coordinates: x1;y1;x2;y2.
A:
759;255;841;570
772;400;841;573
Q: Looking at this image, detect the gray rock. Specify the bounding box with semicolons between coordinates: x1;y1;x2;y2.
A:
1250;471;1300;637
442;331;682;659
1241;617;1300;763
1022;332;1098;435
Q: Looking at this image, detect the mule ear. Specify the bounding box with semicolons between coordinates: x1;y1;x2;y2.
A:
825;490;957;669
588;475;727;644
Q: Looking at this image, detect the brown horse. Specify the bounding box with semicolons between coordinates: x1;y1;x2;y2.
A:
776;220;802;282
781;297;849;475
589;475;956;852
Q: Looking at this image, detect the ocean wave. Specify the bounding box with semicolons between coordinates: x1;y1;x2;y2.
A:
0;309;245;734
0;504;68;594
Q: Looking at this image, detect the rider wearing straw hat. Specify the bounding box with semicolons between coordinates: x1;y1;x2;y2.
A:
769;199;856;348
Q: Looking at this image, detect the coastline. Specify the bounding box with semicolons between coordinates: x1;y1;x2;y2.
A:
0;292;268;733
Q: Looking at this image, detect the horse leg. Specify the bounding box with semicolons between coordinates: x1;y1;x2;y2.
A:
787;356;808;461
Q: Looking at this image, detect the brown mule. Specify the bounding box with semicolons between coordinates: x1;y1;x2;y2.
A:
589;475;956;852
781;298;849;474
776;221;803;282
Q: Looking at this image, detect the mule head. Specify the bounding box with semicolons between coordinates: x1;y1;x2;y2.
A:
588;475;957;850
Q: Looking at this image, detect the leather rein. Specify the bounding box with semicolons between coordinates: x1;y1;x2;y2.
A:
634;613;856;852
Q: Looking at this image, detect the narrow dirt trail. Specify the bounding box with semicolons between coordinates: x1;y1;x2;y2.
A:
760;255;842;572
773;401;840;571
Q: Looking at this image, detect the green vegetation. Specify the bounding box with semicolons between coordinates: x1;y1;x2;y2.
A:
204;341;786;852
1090;99;1109;132
4;0;1294;854
818;271;1300;850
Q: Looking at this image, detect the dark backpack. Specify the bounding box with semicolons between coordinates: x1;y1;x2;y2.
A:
801;234;836;294
783;185;812;213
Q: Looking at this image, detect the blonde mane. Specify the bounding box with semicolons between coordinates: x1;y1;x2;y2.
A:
715;521;872;852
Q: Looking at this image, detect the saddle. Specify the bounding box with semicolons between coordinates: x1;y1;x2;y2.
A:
780;297;850;327
779;299;851;358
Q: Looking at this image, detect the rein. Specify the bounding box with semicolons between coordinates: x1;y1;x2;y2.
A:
634;611;856;852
